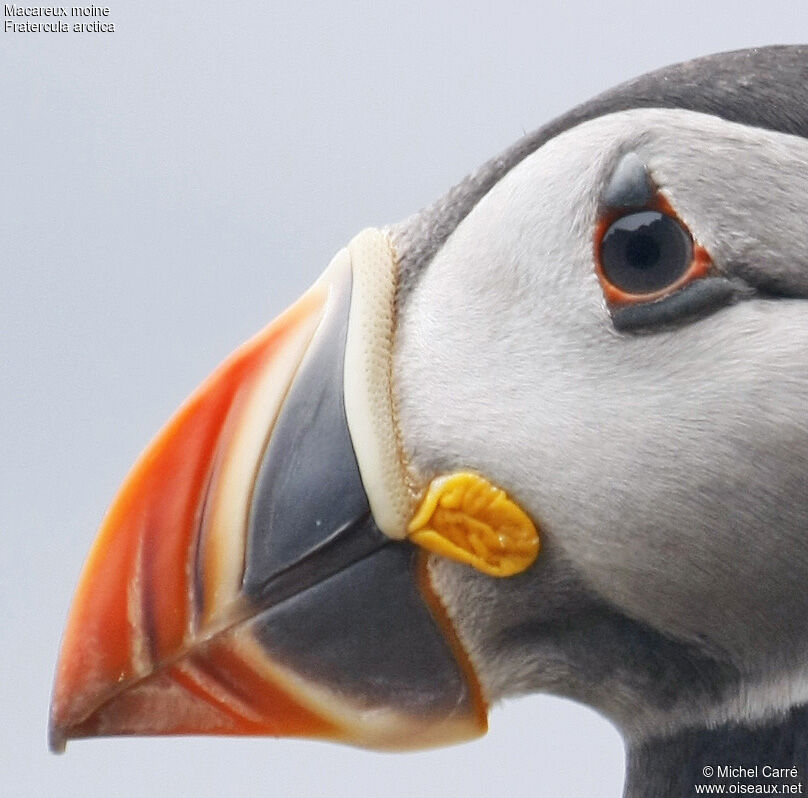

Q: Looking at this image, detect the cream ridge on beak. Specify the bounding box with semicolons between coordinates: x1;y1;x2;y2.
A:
49;229;539;753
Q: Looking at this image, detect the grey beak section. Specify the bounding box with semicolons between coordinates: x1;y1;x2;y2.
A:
248;544;475;718
238;251;484;734
244;263;387;603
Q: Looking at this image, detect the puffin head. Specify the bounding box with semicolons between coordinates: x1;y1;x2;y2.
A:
51;45;808;790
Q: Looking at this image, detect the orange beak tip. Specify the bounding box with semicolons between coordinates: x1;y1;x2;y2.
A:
48;724;66;755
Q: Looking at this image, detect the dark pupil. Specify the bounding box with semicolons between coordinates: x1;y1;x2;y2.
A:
625;233;660;269
600;210;692;294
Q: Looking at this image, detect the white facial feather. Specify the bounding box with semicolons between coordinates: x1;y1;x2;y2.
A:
393;108;808;735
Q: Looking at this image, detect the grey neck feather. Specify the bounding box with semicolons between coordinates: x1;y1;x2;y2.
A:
624;705;808;797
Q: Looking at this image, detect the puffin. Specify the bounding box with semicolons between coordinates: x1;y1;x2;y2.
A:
50;45;808;797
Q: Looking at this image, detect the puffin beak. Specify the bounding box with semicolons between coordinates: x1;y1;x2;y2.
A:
49;230;487;753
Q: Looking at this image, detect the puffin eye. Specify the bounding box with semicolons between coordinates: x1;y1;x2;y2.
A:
595;202;731;331
599;211;693;296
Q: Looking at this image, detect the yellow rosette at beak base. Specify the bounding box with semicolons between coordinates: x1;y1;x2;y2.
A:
407;472;540;577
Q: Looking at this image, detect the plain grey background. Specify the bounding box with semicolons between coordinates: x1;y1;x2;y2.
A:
3;2;807;796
